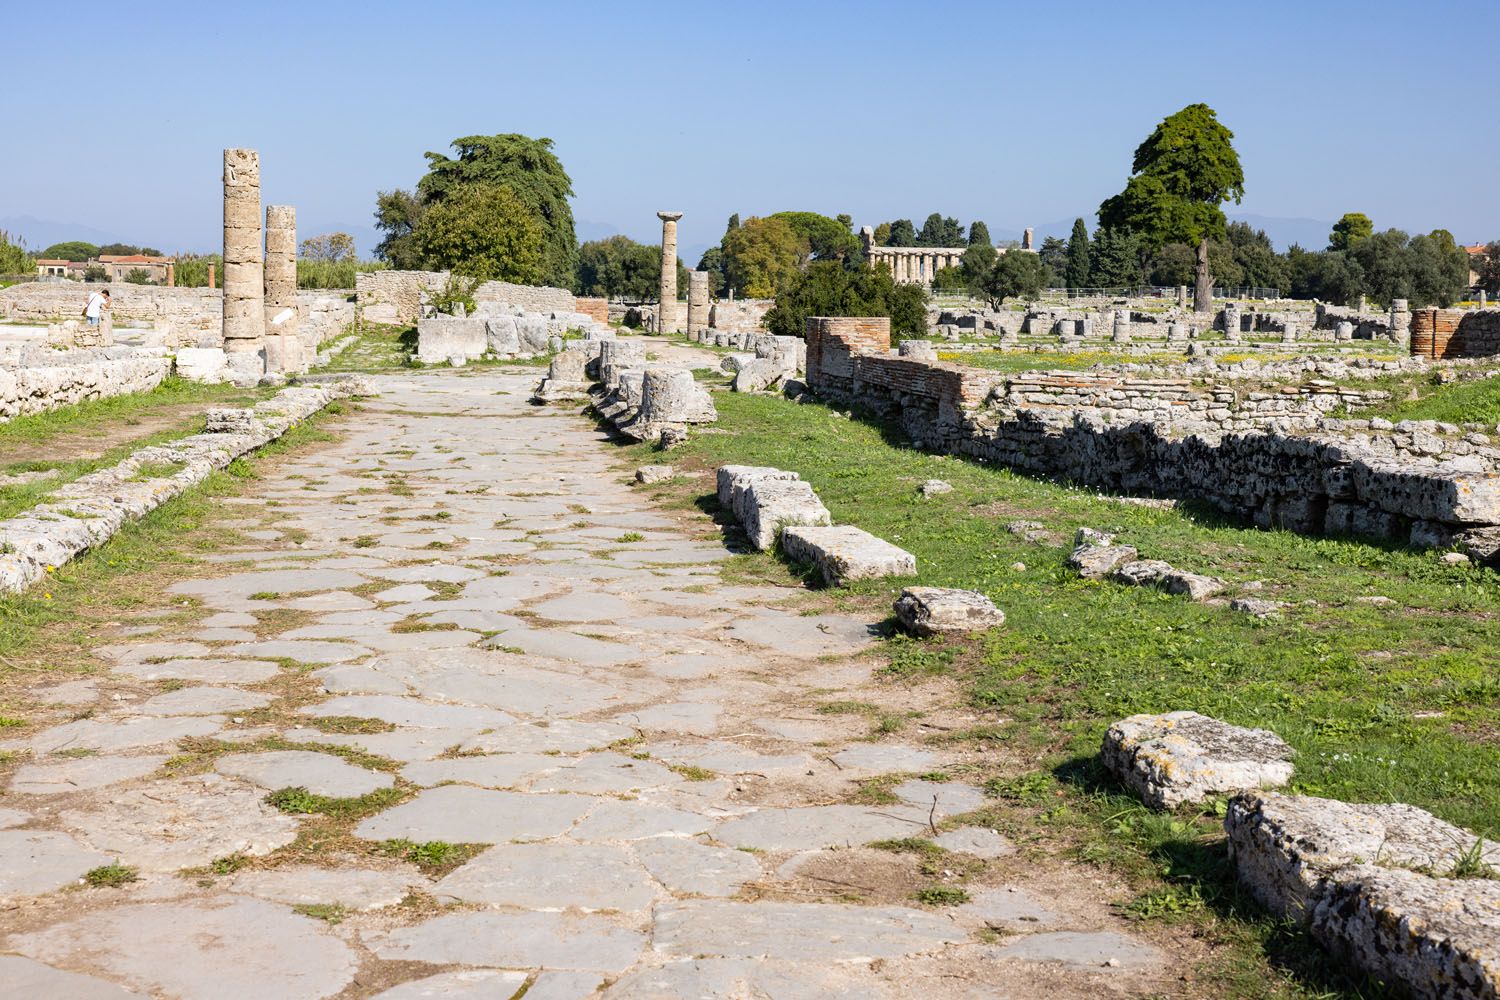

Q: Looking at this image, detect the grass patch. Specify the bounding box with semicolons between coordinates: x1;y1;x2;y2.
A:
292;903;347;924
84;863;139;887
912;884;970;905
377;839;485;875
265;785;405;820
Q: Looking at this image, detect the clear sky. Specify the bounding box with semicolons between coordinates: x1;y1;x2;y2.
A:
3;0;1493;260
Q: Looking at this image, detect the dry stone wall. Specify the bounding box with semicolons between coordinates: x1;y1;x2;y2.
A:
804;317;1500;550
355;270;576;325
0;347;171;423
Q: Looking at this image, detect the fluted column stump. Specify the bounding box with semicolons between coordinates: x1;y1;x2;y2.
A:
222;148;266;383
686;270;710;341
657;211;683;335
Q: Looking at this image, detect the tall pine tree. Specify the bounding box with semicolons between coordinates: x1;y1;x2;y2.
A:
1064;219;1091;288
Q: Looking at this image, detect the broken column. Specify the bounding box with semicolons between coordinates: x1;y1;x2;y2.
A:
657;211;683;334
1222;302;1241;342
1389;299;1412;348
1112;309;1131;343
222;148;266;383
686;270;710;341
263;204;302;374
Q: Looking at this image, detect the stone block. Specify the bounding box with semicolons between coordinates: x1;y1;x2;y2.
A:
416;317;486;364
1102;711;1294;810
893;587;1005;637
780;525;916;586
1067;543;1139;579
720;353;756;373
733;358;786;393
635;465;675;485
732;479;832;552
1161;570;1227;601
175;348;227;383
715;465;799;509
1110;559;1173;586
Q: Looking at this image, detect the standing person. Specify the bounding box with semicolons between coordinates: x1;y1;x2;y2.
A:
83;288;111;326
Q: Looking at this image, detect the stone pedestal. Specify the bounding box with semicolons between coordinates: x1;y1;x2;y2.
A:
657;211;683;334
1389;299;1411;347
264;204;302;373
222;148;265;383
1283;322;1300;344
1112;310;1131;343
686;270;709;340
1223;302;1241;343
1334;321;1354;343
1167;322;1188;344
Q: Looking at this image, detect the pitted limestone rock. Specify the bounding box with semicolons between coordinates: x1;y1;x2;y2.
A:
531;348;591;403
721;468;831;551
1225;791;1500;921
780;525;916;586
1067;540;1139;579
618;367;717;443
1308;865;1500;1000
1103;711;1293;809
893;586;1005;636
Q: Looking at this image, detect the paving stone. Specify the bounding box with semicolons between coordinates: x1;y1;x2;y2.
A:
367;970;530;1000
96;640;216;664
653;899;967;961
365;564;487;584
988;931;1161;971
1102;711;1294;809
892;779;988;816
829;744;941;772
354;786;591;843
194;627;258;642
7;897;358;999
959;887;1062;928
0;829;112;896
110;657;282;683
216;750;394;797
483;627;644;667
753;717;842;742
364;910;646;974
435;842;658;910
0;955;147;999
302;694;514;730
36;678;100;705
714;805;931;851
642;740;811;776
229;866;418;911
633;836;763;896
532;591;636;622
523;971;606;1000
281;726;479;762
7;716;224;756
724;609;877;657
10;754;168;795
527;751;680;794
60;774;299;870
373;583;435;603
614;701;722;736
569;799;714;842
400;753;558;789
934;827;1014;859
780;525;917;586
460;718;637;753
168;567;367;602
135;686;270;716
313;664;411;696
0;806;31;828
232;639;370;663
285;591;377;611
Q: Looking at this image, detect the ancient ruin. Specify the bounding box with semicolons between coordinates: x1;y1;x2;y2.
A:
221;148;266;383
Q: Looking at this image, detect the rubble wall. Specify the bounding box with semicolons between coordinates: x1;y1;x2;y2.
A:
0;347;172;423
355;270;576;325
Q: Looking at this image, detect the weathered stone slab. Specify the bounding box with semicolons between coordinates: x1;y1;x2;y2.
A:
434;842;658;911
719;468;831;551
368;970;531;1000
959;886;1062;928
9;754;168;795
7;897;358;999
216;750;394;798
781;525;916;585
135;686;269;716
569;799;712;842
363;910;646;974
353;786;590;843
1102;711;1294;809
633;837;763;897
934;826;1014;859
1067;542;1139;579
0;829;112;896
459;718;635;754
988;930;1161;971
229;866;418;911
400;753;558;789
302;694;514;730
8;715;223;756
714;805;930;851
830;744;941;772
893;586;1005;636
0;956;146;999
652;900;967;961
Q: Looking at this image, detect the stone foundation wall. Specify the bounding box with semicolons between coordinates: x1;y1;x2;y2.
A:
708;299;774;334
355;270;576;325
0;347;172;423
1411;307;1500;359
804;317;1500;546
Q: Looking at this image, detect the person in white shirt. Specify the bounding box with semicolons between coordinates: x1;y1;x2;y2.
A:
83;288;111;326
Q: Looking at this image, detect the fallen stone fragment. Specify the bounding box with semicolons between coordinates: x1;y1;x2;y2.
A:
892;586;1005;637
1067;542;1139;579
1109;559;1173;587
634;465;675;485
781;525;916;586
1161;569;1228;601
1309;865;1500;1000
719;469;831;552
918;479;953;497
1102;711;1294;809
1230;597;1283;617
1225;791;1500;921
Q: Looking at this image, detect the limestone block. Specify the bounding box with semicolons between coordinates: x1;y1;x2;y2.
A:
716;465;800;509
918;479;953;497
732;358;786;393
174;348;228;383
720;353;756;374
485;315;520;355
1225;792;1500;921
1110;559;1173;586
1309;866;1500;1000
516;315;551;354
635;465;675;485
729;476;831;552
893;587;1005;636
899;340;938;360
781;525;917;586
1101;711;1294;810
1067;543;1139;579
417;317;486;365
1161;570;1227;601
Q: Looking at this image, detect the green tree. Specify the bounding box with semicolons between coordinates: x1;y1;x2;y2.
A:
1037;236;1068;283
299;233;357;262
1473;241;1500;295
1098;103;1245;311
0;230;34;275
960;242;998;296
768;211;859;263
1148;243;1197;286
982;251;1051;308
123;268;153;284
721;216;805;298
764;261;927;339
97;243;163;257
411;184;544;284
373;189;424;269
968;221;991;246
413;134;577;287
1089;228;1146;288
873;222;892;246
1064;218;1091;289
886;219;917;247
931;266;968;292
917;213;965;247
696;246;728;297
1328;213;1374;252
1406;229;1470;307
577;235;661;299
40;241;99;262
727;213;741;231
1287;247;1363;305
1220;222;1287;292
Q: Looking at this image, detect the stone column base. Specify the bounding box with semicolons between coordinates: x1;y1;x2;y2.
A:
224;346;267;385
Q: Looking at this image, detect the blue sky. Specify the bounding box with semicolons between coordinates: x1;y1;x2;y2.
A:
3;0;1492;261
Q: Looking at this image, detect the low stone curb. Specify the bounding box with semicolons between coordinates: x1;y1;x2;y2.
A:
1;347;172;424
0;375;370;595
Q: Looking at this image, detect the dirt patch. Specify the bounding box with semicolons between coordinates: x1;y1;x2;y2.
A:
0;402;214;468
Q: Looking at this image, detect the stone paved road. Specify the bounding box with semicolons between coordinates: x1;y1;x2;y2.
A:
0;370;1167;999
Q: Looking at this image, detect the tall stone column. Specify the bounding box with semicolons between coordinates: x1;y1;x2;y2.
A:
263;204;302;373
686;270;709;341
657;211;683;334
222;148;265;382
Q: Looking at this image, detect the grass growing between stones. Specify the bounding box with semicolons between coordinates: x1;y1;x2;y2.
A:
625;388;1499;999
1362;370;1500;424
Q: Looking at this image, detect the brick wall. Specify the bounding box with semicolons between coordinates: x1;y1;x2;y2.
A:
575;297;608;324
1412;308;1500;359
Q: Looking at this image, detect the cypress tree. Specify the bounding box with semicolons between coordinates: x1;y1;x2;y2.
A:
1064;218;1091;288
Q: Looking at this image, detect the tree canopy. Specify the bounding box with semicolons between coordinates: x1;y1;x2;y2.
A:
1329;213;1373;252
721;216;804;298
1064;219;1091;289
917;213;965;247
40;241;99;262
983;251;1052;308
97;243;163;257
578;235;661;300
767;211;859;263
374;134;575;287
764;261;927;339
410;184;544;284
886;219;917;247
1037;236;1068;282
967;221;991;246
299;233;356;262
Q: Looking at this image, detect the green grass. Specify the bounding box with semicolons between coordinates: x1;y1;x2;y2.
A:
0;377;267;520
1367;372;1500;425
84;863;139;887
